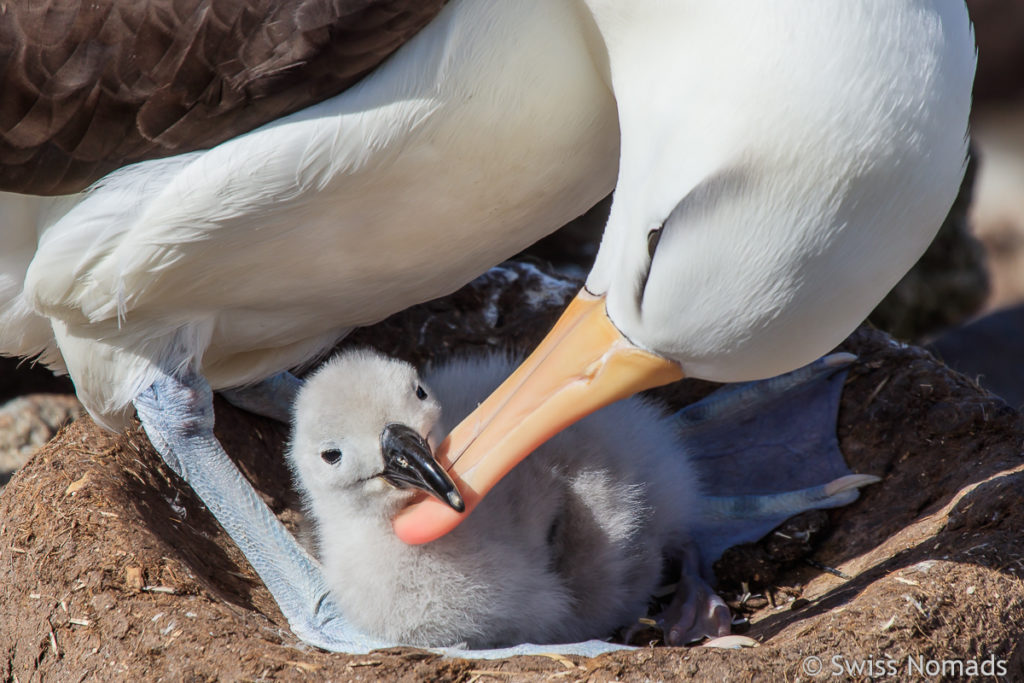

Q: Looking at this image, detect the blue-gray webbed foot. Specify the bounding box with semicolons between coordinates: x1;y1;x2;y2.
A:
220;372;303;423
650;353;876;647
676;352;879;568
133;366;389;653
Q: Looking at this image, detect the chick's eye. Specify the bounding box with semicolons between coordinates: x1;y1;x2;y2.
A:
415;385;428;400
320;448;342;465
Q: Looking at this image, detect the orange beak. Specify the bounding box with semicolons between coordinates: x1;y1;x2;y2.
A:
392;289;685;544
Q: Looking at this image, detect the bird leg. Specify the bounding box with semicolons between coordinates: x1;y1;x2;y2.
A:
654;352;876;647
676;352;879;568
659;550;732;646
133;367;389;653
220;372;302;423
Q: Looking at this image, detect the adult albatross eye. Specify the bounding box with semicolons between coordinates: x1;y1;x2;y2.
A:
638;225;664;306
416;385;428;400
647;226;663;259
321;448;342;465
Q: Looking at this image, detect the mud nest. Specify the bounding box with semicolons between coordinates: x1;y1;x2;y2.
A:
2;261;1022;681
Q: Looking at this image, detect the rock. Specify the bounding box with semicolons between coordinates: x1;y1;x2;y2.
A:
1;260;1022;681
927;303;1024;409
0;394;84;489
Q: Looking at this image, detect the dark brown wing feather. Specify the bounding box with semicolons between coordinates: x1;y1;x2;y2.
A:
0;0;446;195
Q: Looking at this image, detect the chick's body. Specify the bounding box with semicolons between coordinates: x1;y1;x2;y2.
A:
288;350;699;648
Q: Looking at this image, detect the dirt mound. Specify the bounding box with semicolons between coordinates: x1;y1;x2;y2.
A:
2;264;1023;681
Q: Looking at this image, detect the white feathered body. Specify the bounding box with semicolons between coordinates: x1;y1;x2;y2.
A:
0;0;973;429
586;0;974;381
0;0;618;427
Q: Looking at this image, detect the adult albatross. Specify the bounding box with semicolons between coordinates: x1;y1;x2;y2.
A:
0;0;974;654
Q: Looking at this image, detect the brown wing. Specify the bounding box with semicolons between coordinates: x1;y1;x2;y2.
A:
0;0;447;195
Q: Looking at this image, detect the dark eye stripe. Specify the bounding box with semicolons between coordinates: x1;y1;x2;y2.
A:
637;225;664;308
321;448;342;464
647;226;663;259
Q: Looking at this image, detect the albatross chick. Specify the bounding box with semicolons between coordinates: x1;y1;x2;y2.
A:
287;349;876;649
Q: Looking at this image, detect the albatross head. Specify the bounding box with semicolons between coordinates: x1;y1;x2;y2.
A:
288;350;463;517
394;0;975;543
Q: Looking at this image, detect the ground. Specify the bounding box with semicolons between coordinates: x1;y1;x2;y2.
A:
1;263;1021;682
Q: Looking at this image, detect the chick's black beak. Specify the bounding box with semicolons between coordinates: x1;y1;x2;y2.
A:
380;423;465;512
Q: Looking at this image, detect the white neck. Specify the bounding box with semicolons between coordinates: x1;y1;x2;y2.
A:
581;0;974;380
